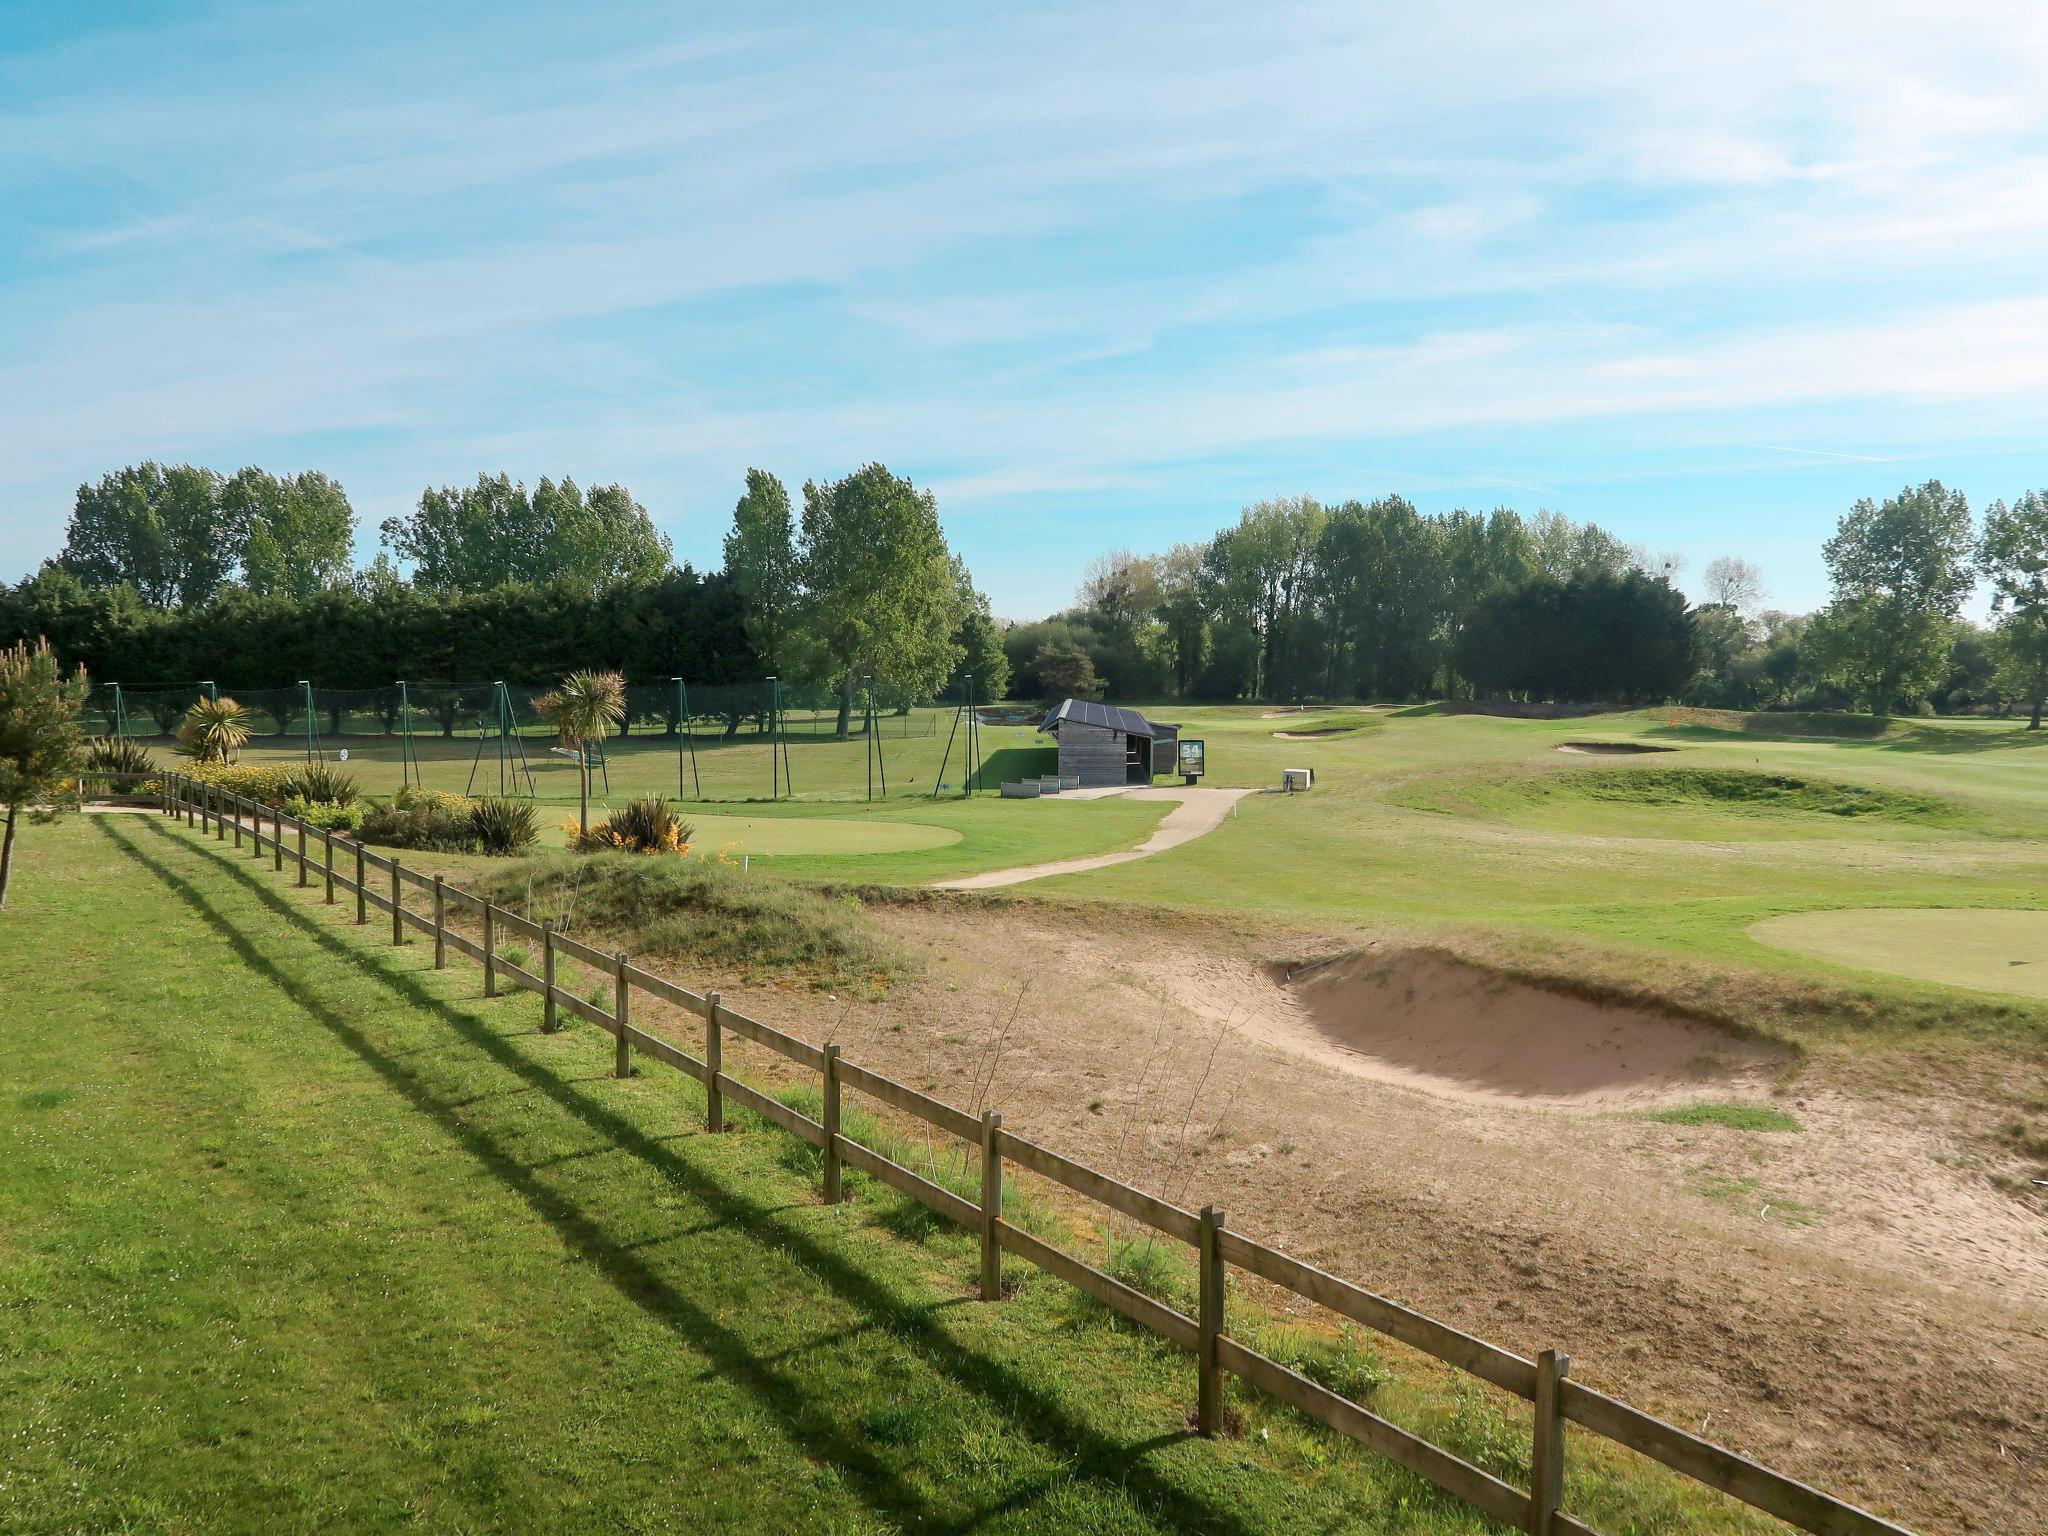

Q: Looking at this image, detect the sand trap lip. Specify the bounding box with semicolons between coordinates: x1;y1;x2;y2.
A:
1133;945;1778;1108
1555;741;1676;755
1267;952;1776;1106
1750;908;2048;999
1272;728;1354;739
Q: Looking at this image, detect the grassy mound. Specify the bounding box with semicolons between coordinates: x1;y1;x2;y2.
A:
1567;767;1959;821
1398;765;1971;829
478;853;899;989
1268;709;1383;738
1651;707;1907;741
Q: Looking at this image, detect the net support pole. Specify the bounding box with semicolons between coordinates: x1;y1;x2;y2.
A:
300;680;321;765
674;677;700;800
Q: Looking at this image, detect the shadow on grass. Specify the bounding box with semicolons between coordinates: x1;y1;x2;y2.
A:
102;814;1221;1536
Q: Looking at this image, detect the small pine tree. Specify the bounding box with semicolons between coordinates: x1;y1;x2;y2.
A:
0;639;92;910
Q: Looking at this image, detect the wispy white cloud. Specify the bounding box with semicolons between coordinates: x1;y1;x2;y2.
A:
2;0;2046;614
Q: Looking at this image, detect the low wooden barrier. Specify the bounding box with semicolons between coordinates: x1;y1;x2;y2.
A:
135;773;1915;1536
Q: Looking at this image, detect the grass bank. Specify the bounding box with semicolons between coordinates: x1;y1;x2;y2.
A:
0;813;1787;1534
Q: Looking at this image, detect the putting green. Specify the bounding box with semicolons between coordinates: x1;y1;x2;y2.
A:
542;813;962;857
1748;908;2048;998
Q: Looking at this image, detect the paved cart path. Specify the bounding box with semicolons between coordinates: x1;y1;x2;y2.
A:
932;786;1258;891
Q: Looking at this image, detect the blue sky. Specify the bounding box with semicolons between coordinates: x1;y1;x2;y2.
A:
4;1;2048;618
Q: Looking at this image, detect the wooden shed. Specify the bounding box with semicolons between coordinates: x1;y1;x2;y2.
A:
1041;699;1179;788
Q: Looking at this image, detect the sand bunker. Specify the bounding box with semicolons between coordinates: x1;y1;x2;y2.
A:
1274;953;1775;1105
1555;741;1676;755
1134;946;1776;1108
1751;908;2048;1000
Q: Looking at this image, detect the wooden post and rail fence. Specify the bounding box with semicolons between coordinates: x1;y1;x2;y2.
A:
88;771;1917;1536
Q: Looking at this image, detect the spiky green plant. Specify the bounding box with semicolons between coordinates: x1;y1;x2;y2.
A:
533;671;626;845
177;696;252;765
468;797;541;856
84;736;158;777
283;763;357;806
583;796;693;855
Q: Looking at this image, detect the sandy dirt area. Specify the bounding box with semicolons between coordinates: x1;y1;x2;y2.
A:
1554;741;1678;755
700;901;2048;1535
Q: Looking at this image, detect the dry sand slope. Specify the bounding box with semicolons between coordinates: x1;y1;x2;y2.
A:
722;903;2048;1534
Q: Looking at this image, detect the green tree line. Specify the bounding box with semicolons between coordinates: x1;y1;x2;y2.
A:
1015;482;2048;720
5;459;999;730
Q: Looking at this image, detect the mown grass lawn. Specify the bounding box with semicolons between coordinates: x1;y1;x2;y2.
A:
0;814;1541;1535
1;812;1795;1535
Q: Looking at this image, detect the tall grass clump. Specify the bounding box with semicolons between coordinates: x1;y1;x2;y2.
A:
479;852;898;988
470;797;541;855
84;736;159;777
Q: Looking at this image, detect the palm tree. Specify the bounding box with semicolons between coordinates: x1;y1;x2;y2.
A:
535;671;626;844
177;696;252;765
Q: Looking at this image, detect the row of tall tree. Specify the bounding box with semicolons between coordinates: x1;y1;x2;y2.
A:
53;463;673;606
1007;500;1697;705
0;564;751;720
13;459;1003;734
1021;482;2048;719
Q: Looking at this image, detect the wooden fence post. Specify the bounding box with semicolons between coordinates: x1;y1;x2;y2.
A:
542;920;557;1032
483;903;497;996
980;1111;1003;1301
1198;1205;1226;1436
822;1043;843;1204
1532;1349;1570;1536
354;842;366;924
297;822;308;886
705;991;723;1131
613;953;631;1079
389;860;402;944
323;830;334;903
232;791;242;847
273;806;284;871
432;876;446;969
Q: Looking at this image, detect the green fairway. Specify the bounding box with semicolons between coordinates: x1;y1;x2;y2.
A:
1010;704;2048;1043
1750;908;2048;1000
0;814;1774;1534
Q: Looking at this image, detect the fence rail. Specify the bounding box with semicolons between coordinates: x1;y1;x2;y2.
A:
122;769;1917;1536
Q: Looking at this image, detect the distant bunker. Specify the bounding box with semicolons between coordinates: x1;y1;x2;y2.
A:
1555;741;1677;755
1042;699;1179;788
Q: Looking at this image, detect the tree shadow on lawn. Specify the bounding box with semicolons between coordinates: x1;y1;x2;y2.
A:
103;816;1228;1536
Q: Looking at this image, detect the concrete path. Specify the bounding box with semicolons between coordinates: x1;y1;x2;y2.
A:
932;785;1258;891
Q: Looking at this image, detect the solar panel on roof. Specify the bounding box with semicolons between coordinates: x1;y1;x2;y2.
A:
1042;698;1158;735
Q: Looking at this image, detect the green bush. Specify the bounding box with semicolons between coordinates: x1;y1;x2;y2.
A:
285;763;358;806
393;784;475;817
359;800;473;853
477;853;898;988
183;761;301;806
469;797;541;856
284;795;364;833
